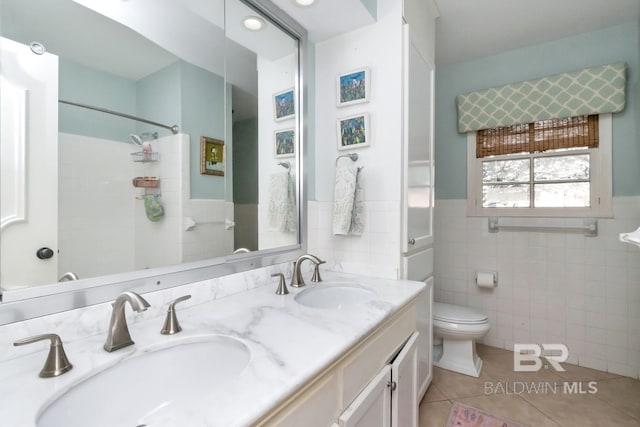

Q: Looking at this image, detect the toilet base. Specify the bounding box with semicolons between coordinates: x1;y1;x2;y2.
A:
433;338;483;378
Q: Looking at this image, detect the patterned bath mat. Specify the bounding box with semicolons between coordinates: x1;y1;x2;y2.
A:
446;401;529;427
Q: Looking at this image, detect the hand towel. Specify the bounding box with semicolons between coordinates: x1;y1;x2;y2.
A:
620;226;640;246
268;172;297;233
142;194;165;222
333;164;364;235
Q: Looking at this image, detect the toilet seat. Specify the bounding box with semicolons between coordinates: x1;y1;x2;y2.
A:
433;302;488;325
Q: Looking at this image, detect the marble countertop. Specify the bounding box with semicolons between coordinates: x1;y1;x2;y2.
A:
0;271;424;427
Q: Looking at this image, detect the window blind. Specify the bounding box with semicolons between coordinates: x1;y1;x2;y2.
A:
476;115;598;158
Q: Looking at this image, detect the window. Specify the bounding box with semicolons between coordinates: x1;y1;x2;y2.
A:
467;114;612;217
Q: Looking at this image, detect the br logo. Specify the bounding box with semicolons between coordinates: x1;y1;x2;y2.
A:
513;344;569;372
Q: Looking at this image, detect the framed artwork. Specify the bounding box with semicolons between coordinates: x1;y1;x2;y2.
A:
200;136;225;176
274;129;295;158
273;88;295;121
337;113;369;150
337;68;370;107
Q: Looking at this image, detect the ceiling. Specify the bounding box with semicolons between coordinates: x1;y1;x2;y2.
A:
272;0;639;66
434;0;640;66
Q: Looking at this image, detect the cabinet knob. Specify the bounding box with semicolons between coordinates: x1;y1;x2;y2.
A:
387;380;397;391
408;238;416;246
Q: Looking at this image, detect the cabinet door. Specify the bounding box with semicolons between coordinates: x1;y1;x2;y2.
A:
339;365;391;427
416;279;433;400
391;332;419;427
401;24;435;254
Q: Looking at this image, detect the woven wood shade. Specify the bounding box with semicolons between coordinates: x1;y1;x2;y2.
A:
476;115;599;158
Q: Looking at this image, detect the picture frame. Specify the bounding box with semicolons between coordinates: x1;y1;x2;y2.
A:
337;113;370;150
337;68;370;107
274;129;295;158
273;88;295;121
200;136;225;176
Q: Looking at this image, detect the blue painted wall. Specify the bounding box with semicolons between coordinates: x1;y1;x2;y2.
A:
179;61;226;200
136;60;182;137
60;59;229;200
232;118;258;204
435;22;640;199
59;59;136;142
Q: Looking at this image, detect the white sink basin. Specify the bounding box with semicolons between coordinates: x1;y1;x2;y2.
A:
37;335;250;427
294;283;375;310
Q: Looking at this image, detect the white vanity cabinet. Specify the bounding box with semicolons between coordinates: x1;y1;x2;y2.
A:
258;299;420;427
339;332;418;427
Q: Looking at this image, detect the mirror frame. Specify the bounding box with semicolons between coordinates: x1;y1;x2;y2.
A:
0;0;308;325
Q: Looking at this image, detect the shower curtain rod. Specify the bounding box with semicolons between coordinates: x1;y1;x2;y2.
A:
59;99;179;134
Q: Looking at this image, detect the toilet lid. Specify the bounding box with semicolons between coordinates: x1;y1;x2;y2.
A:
433;302;488;324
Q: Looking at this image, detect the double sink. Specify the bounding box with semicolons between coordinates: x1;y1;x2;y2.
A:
36;281;376;427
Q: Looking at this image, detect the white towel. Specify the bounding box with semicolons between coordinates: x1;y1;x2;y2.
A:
332;164;364;235
268;172;297;233
620;227;640;246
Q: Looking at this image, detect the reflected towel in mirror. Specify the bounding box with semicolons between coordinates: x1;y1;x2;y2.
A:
333;164;364;235
268;172;297;232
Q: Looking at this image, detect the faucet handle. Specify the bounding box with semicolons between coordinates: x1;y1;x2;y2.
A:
271;273;289;295
161;295;192;335
14;334;73;378
310;260;326;283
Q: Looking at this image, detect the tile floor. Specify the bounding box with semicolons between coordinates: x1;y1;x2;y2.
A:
419;344;640;427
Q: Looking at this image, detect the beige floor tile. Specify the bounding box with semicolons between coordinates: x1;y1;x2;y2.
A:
418;400;452;427
428;345;640;426
555;363;622;382
477;344;510;357
457;394;560;427
431;366;494;399
481;352;565;384
521;390;640;426
421;383;448;403
592;377;640;421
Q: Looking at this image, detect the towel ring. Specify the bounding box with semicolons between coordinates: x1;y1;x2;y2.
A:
336;153;358;166
278;161;291;170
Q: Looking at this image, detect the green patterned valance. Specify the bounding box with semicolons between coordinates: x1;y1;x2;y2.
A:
457;62;627;133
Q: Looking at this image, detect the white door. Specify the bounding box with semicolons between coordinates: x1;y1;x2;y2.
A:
339;365;392;427
1;37;58;289
391;332;419;427
401;24;434;255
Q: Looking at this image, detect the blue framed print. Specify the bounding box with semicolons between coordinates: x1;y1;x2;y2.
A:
337;113;369;150
337;68;370;107
273;88;295;121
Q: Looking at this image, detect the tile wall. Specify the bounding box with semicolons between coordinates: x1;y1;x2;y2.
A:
433;196;640;378
307;200;401;279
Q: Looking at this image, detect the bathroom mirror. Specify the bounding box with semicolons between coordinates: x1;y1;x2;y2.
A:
0;0;306;323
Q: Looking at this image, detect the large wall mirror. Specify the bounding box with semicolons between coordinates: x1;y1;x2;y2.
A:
0;0;306;324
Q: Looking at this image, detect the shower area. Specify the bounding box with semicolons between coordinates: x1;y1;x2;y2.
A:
56;57;234;280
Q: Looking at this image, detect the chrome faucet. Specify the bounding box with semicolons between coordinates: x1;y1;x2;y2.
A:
104;291;150;352
58;272;79;282
290;254;326;288
13;333;73;378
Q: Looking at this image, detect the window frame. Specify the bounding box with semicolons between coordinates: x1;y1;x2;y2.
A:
467;114;613;218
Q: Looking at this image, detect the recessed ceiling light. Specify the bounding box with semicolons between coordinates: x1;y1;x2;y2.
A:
243;16;265;31
295;0;316;5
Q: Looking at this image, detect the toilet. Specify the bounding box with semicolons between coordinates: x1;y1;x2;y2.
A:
432;302;491;378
